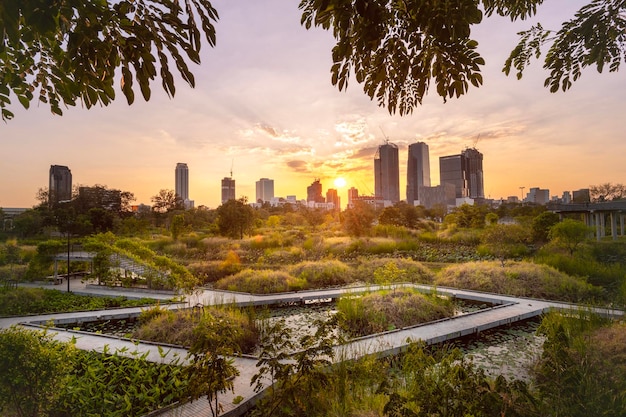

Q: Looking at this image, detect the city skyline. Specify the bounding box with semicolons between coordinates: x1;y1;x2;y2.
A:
1;0;625;209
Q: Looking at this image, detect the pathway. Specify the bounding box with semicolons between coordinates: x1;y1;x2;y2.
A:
2;280;623;417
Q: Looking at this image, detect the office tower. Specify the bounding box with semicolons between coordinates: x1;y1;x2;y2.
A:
255;178;275;203
348;187;359;207
307;178;325;203
406;142;431;205
439;154;469;199
49;165;72;206
175;163;189;201
326;188;340;210
462;148;484;199
221;177;235;203
374;142;400;203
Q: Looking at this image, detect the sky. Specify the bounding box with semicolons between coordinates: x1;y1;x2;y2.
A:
2;0;625;209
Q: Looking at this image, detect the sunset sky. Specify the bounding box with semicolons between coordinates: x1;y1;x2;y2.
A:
1;0;625;210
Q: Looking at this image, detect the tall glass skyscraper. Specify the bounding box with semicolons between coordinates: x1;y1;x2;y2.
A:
175;163;189;201
439;147;484;199
48;165;72;206
374;142;400;204
406;142;431;205
255;178;274;203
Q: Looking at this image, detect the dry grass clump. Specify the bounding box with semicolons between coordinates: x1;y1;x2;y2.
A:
133;306;258;353
289;260;355;288
435;261;600;302
214;268;305;294
585;322;626;387
353;257;435;284
337;288;454;337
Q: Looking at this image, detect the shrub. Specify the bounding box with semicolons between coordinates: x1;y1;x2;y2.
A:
289;260;355;288
337;289;454;337
134;306;259;354
435;261;601;302
353;257;435;284
214;269;305;294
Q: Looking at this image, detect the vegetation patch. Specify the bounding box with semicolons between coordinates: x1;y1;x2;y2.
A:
214;268;305;294
337;288;454;338
353;257;435;284
133;305;259;354
0;287;161;317
289;259;355;288
435;261;602;302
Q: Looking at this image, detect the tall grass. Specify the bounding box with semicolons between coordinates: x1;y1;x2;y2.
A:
436;261;602;302
337;288;454;337
353;257;435;284
289;260;355;288
213;268;305;294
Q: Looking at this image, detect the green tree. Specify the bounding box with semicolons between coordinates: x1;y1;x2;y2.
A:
549;219;592;255
589;182;626;202
170;213;186;241
185;313;241;417
0;326;75;417
531;211;560;243
216;198;255;239
5;1;622;120
343;201;376;237
0;0;218;121
481;223;530;266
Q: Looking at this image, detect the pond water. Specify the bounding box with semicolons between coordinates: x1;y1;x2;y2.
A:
57;299;544;382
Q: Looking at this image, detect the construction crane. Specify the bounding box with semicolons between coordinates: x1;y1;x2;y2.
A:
379;126;389;144
472;133;481;149
519;186;525;201
230;158;234;178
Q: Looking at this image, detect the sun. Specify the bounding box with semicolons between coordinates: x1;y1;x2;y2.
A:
334;177;347;188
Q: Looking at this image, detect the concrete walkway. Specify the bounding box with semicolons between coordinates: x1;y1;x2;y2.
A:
2;280;623;417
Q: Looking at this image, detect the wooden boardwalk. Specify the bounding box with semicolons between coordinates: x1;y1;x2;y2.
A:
1;281;622;417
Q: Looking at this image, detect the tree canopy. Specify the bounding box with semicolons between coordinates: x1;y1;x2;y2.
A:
0;0;218;121
1;0;624;119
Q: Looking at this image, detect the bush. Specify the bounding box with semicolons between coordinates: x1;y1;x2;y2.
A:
214;269;305;294
353;257;435;284
289;260;355;288
133;306;259;354
435;261;601;302
337;288;454;337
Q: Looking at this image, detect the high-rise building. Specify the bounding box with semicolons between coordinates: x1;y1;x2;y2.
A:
326;188;340;210
48;165;72;206
307;179;325;203
439;154;468;199
374;142;400;204
406;142;431;205
347;187;359;208
175;163;189;201
255;178;275;203
221;177;235;203
439;148;485;200
462;148;484;199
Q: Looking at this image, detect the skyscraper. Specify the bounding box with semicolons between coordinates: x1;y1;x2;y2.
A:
255;178;274;203
374;142;400;204
48;165;72;206
439;154;469;199
326;188;340;210
175;163;189;201
307;179;325;203
406;142;431;205
439;147;485;200
221;177;235;204
462;148;484;199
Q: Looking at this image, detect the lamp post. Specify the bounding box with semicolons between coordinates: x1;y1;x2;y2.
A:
58;200;73;293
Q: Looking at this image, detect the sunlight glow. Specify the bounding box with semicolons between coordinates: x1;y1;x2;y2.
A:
334;177;347;188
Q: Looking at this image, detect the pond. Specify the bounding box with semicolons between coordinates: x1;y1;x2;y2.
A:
56;299;544;382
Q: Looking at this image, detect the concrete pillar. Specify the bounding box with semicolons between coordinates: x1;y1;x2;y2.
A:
596;212;602;241
611;212;618;240
621;214;625;236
